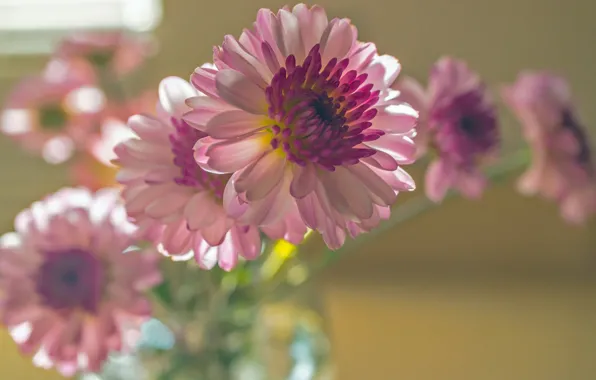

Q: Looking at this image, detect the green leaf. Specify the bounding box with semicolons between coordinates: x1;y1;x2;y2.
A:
150;281;173;307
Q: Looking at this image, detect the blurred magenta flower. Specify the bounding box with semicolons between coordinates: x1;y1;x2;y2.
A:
397;58;499;202
503;72;596;224
114;77;307;270
66;92;158;191
56;32;153;76
1;63;104;164
184;4;418;249
0;188;161;376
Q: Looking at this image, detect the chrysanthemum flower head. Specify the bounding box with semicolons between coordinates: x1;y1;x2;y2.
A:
0;188;161;376
1;63;104;164
503;71;596;224
56;32;153;76
184;4;418;249
114;76;307;270
394;58;499;202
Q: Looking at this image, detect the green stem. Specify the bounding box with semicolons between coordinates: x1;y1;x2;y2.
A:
271;148;531;297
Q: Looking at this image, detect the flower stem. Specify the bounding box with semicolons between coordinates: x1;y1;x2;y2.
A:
271;148;531;297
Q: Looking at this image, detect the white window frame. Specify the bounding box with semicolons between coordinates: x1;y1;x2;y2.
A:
0;0;162;55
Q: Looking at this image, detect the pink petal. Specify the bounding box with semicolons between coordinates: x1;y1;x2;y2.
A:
455;170;487;199
205;133;266;173
128;114;170;142
191;66;218;98
261;41;281;74
319;19;354;64
239;170;293;225
158;76;197;118
144;167;178;183
220;35;273;87
292;4;328;53
202;214;230;246
223;172;249;218
296;193;323;230
162;220;193;254
428;58;480;106
191;236;215;269
290;163;317;198
374;104;419;134
365;134;417;165
193;137;212;169
145;191;190;219
126;184;172;216
361;150;399;171
364;54;401;88
115;168;144;184
231;225;261;260
424;160;454;202
255;9;285;64
517;163;543;196
216;234;239;271
183;191;218;230
347;163;396;206
206;110;265;139
552;129;582;155
20;318;54;354
215;69;268;115
281;210;308;244
57;362;78;377
119;138;172;164
321;225;346;250
235;151;286;201
183;96;235;130
278;9;304;61
319;168;374;220
346;42;376;72
260;221;285;241
560;187;596;225
239;28;265;59
372;164;416;192
81;319;107;374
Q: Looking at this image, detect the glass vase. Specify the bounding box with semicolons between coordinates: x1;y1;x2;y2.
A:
82;252;334;380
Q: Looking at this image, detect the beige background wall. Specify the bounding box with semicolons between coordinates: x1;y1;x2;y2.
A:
0;0;595;379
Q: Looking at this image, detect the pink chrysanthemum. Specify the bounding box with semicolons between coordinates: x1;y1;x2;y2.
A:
1;63;104;164
0;188;161;376
56;32;153;76
184;4;418;249
502;72;596;224
398;58;499;202
114;76;307;270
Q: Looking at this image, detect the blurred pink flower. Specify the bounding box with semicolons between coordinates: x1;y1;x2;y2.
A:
0;188;161;376
1;67;104;164
56;32;153;76
67;91;159;191
68;151;120;191
114;77;307;270
86;91;158;166
102;91;159;125
396;58;498;202
392;76;429;156
184;4;418;249
502;72;596;224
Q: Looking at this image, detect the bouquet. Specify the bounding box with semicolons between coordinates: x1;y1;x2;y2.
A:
0;4;593;379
